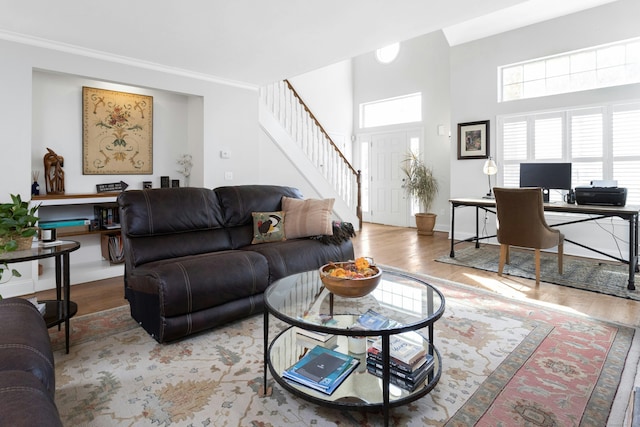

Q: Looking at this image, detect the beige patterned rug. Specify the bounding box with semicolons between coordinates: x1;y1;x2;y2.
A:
50;273;639;426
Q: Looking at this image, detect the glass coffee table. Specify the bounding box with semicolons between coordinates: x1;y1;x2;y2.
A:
262;269;445;426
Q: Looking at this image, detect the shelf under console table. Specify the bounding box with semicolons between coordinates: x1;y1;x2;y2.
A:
0;241;80;353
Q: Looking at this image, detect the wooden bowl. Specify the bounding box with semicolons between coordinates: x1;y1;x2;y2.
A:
319;262;382;298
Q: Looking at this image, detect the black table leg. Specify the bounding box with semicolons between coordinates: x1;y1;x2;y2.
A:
629;213;638;290
259;309;272;397
382;334;390;427
475;206;480;248
63;252;71;353
449;203;456;257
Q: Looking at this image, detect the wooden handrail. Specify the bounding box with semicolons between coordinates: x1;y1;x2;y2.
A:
283;80;362;228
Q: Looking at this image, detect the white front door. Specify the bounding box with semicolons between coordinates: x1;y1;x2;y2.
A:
364;130;422;227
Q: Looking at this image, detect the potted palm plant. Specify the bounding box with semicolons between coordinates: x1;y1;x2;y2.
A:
0;194;40;283
401;151;439;235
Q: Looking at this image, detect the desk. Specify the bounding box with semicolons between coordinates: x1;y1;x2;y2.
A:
0;240;80;353
449;198;640;290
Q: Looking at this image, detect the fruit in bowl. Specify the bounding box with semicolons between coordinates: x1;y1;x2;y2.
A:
319;257;382;298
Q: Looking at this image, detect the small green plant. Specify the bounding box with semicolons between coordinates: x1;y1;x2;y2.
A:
0;194;40;284
401;151;439;213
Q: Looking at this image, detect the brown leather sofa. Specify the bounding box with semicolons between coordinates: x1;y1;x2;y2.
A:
0;298;62;427
118;185;355;343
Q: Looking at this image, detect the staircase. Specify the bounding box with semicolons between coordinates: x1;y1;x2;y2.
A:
259;80;362;228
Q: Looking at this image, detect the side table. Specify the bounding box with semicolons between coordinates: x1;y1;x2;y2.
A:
0;240;80;353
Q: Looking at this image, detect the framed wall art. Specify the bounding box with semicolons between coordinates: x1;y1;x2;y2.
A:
83;86;153;174
457;120;489;160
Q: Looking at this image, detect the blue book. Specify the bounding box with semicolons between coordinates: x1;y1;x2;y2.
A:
282;345;359;395
39;218;90;229
357;308;391;329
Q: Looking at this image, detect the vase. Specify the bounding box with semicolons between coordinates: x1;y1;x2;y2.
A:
415;213;437;236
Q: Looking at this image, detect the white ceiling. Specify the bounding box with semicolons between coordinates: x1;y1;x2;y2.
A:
0;0;619;86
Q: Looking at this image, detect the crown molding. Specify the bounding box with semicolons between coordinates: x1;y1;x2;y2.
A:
0;29;258;91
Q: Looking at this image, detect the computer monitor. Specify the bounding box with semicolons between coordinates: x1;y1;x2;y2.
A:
519;162;572;202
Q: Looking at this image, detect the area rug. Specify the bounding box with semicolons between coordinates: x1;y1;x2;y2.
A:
50;274;639;426
437;244;638;301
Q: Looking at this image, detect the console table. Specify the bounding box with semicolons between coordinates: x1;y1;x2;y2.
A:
0;240;80;353
449;197;640;289
262;269;445;426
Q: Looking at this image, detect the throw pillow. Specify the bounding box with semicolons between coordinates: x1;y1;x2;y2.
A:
282;197;334;239
251;211;286;244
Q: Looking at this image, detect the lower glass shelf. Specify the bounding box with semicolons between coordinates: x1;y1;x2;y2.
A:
267;327;441;409
41;299;78;328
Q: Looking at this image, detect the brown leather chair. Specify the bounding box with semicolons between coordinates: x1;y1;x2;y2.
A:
494;187;564;285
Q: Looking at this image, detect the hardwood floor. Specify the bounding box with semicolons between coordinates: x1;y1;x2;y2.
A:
36;222;640;326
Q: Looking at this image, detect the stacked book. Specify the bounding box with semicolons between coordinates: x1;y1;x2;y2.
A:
282;345;359;395
366;334;434;392
94;205;121;230
39;218;90;235
295;327;338;349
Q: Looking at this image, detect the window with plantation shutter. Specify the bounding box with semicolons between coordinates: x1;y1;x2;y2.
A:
501;119;527;188
498;101;640;205
534;116;563;160
569;108;604;187
612;104;640;205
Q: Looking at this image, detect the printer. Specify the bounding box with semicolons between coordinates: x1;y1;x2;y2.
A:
575;180;627;206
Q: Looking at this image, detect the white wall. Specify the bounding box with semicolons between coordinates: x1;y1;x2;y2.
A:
289;60;354;160
351;31;451;231
0;38;261;295
450;0;640;258
258;60;357;215
32;71;192;191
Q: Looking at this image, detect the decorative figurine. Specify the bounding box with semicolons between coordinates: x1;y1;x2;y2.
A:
43;147;65;194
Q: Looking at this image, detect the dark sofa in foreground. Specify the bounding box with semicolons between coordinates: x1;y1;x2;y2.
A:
0;298;62;427
118;185;354;343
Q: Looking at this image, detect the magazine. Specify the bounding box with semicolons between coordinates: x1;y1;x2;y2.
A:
282;345;359;395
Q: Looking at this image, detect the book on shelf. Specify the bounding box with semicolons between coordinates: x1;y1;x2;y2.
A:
39;218;90;229
94;205;120;230
366;362;432;392
366;352;434;381
369;334;427;367
295;326;337;344
297;310;338;340
39;240;65;247
55;224;90;235
27;297;46;315
295;332;338;350
357;308;392;329
282;345;359;395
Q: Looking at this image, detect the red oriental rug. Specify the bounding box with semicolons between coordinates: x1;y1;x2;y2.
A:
49;273;639;426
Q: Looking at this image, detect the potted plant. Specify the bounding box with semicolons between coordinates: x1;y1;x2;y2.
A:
0;194;40;283
401;151;439;235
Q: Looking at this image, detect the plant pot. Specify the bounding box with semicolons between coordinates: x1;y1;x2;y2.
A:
0;235;34;251
415;213;437;236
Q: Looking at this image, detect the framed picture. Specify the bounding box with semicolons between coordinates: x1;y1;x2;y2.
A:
83;86;153;174
457;120;489;160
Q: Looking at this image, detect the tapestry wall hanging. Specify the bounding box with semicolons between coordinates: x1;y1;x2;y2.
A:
82;86;153;174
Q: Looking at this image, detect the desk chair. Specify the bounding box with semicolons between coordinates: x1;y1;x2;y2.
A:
493;187;564;285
